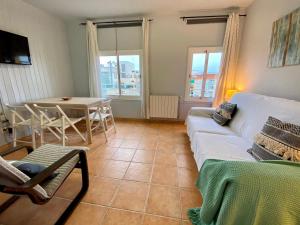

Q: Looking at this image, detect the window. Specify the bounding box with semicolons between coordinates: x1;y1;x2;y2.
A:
185;47;223;101
100;50;142;99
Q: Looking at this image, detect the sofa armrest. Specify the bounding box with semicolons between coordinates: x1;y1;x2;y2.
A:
188;107;216;117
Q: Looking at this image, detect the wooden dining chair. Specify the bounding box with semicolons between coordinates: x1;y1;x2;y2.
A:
24;104;62;143
34;104;86;146
89;99;116;142
6;104;38;149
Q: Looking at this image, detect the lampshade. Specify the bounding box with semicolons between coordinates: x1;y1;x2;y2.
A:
225;89;239;100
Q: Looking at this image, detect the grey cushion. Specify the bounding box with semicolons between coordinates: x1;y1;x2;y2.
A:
212;102;237;126
248;116;300;161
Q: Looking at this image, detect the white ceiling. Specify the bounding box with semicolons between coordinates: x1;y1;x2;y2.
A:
23;0;255;20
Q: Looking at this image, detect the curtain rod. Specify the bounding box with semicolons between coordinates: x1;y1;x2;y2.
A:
80;19;153;26
180;14;247;21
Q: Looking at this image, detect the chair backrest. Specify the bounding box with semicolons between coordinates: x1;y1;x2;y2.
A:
6;104;29;125
33;104;61;125
24;104;41;121
100;99;112;113
34;104;75;127
0;155;49;201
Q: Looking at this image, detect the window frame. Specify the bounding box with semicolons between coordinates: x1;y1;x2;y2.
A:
185;47;223;102
99;49;143;101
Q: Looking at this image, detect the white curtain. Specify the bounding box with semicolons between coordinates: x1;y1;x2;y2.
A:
86;21;101;97
141;18;150;119
213;12;240;106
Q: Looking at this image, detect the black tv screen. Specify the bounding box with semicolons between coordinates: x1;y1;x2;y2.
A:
0;30;31;65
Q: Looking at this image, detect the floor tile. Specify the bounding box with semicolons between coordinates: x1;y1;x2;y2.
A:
124;132;143;140
0;193;14;205
180;189;202;219
132;150;155;163
156;141;175;153
176;154;197;169
107;138;123;148
151;164;178;186
0;197;70;225
100;160;130;179
120;139;139;149
83;177;120;205
178;168;198;189
143;215;181;225
88;146;118;160
112;180;150;212
146;185;181;218
124;162;153;182
111;148;136;161
101;208;143;225
87;158;106;176
155;152;177;166
174;144;192;155
181;220;193;225
66;203;106;225
55;172;82;199
137;139;157;150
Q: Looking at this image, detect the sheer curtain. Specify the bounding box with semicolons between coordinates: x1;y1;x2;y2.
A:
141;18;150;119
86;20;101;97
213;12;240;106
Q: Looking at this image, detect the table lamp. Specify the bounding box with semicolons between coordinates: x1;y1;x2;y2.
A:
225;89;239;101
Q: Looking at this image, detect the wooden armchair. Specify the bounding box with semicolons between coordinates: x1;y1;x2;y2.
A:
0;144;89;224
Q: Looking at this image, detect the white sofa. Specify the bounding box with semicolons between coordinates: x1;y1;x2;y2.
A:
186;93;300;170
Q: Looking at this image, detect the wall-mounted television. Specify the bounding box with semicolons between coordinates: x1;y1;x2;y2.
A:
0;30;31;65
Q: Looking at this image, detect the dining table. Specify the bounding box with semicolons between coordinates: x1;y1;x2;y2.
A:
26;97;106;144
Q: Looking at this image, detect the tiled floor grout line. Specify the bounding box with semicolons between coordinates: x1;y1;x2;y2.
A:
142;142;158;214
55;197;184;222
106;149;136;208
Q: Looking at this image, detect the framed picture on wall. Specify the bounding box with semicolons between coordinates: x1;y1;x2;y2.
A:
268;14;291;68
268;7;300;68
285;7;300;66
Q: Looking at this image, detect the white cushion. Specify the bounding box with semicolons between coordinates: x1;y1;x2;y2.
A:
186;115;234;147
192;133;254;170
0;156;48;199
230;93;300;143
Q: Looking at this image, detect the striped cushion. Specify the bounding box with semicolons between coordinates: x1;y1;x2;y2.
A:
248;116;300;162
212;102;237;126
23;144;89;198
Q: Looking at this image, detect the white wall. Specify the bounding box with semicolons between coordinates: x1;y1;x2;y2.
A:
67;14;226;119
237;0;300;101
0;0;74;144
149;15;226;96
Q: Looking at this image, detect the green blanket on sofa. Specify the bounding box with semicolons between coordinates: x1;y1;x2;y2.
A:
188;159;300;225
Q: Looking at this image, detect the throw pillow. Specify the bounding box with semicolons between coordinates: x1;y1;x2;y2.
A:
7;160;58;179
248;116;300;162
212;102;237;126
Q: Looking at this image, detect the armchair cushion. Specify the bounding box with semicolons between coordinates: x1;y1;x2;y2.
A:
0;156;49;200
22;144;89;198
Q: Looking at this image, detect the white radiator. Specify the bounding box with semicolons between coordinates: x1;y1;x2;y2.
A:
149;95;179;119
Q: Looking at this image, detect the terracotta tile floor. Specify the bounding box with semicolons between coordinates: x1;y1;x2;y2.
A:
0;120;202;225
